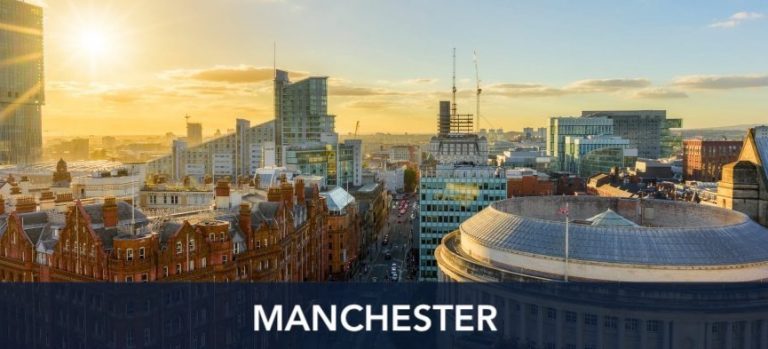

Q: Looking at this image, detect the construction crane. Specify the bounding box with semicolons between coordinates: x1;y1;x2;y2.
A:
474;50;482;133
354;120;360;137
184;114;191;124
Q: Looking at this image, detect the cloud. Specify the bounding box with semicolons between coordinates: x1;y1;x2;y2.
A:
632;88;689;99
674;74;768;89
329;86;405;97
404;78;438;85
710;12;764;28
484;83;567;97
164;65;307;84
566;78;651;92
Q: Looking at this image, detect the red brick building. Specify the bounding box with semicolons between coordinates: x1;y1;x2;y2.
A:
507;175;554;197
683;139;742;182
0;178;330;283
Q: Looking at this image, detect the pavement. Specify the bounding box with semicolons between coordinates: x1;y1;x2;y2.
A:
354;194;418;282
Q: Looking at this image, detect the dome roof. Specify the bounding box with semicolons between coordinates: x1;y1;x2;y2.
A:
459;196;768;266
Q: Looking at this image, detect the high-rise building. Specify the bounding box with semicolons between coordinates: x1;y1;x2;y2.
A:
0;0;44;165
683;139;742;182
582;110;683;159
547;117;613;171
186;122;203;146
419;100;506;280
274;70;336;166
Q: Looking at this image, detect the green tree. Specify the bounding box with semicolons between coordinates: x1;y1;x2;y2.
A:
404;167;418;192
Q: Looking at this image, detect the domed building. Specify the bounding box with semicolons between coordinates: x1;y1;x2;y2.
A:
436;196;768;282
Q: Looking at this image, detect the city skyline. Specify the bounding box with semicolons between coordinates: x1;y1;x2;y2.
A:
31;0;768;137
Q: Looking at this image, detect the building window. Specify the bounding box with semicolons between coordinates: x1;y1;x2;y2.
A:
176;242;182;255
189;239;196;252
126;276;133;283
222;255;228;264
126;249;134;261
141;273;148;282
188;260;195;271
175;263;181;274
201;257;207;268
139;247;145;259
163;266;169;277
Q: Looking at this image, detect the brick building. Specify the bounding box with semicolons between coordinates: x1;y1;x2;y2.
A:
683;139;742;182
506;169;553;197
0;178;330;282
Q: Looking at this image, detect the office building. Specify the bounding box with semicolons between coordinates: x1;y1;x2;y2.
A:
284;139;362;188
419;100;505;280
146;119;275;181
683;139;742;182
0;0;44;165
547;117;613;171
582;110;683;159
562;135;637;177
186;122;203;146
718;126;768;227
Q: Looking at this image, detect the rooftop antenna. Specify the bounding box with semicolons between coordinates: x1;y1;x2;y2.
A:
451;48;457;118
273;41;277;79
473;50;482;133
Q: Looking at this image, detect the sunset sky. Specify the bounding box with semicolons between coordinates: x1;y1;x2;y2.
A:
38;0;768;137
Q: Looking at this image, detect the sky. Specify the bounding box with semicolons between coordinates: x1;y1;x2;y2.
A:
35;0;768;137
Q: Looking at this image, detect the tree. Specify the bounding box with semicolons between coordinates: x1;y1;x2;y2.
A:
404;167;418;193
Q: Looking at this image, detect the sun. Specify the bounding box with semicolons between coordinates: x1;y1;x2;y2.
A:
78;29;111;59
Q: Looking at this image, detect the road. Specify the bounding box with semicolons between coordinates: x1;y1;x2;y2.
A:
355;194;417;282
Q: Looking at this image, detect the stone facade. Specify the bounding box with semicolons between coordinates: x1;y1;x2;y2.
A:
718;127;768;227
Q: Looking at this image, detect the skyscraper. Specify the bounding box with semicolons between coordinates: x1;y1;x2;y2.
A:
0;0;44;165
418;100;506;280
274;69;336;166
186;122;203;146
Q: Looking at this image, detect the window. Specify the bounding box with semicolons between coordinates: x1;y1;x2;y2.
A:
175;263;181;274
176;242;182;255
222;255;228;264
201;257;207;268
125;276;133;283
189;239;195;252
139;247;145;259
141;273;148;282
163;266;169;277
188;260;195;272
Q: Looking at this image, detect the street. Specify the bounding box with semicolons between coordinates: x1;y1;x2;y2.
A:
355;194;417;282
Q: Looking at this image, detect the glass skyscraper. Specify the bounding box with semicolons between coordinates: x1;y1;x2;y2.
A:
0;0;44;165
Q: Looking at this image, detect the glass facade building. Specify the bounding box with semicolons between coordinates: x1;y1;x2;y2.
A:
547;117;613;172
0;0;44;165
418;165;506;280
274;70;335;166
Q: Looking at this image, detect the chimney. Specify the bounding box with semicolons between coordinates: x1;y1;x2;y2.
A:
239;203;251;235
14;196;36;213
295;179;305;203
280;181;294;210
215;180;231;209
103;197;118;228
39;191;56;211
267;187;281;202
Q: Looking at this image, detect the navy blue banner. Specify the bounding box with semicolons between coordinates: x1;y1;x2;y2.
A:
2;283;768;348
